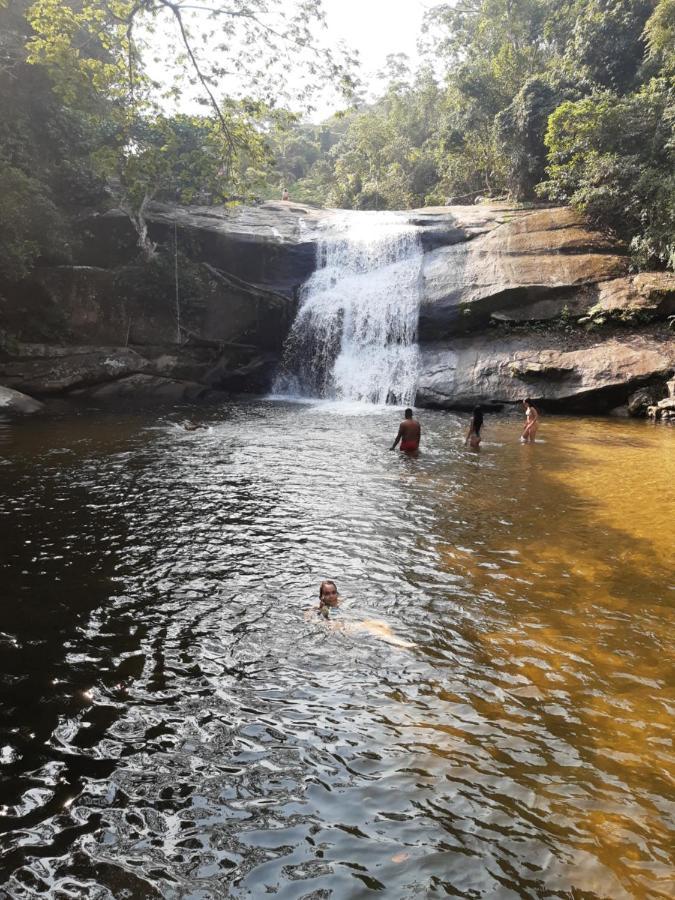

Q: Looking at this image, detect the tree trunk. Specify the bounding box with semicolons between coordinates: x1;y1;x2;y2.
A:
120;192;157;260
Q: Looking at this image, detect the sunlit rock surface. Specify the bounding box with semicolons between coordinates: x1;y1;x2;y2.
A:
0;201;673;411
417;331;675;411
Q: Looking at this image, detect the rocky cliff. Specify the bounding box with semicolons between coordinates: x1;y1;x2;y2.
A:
0;201;324;409
414;205;675;413
0;200;673;415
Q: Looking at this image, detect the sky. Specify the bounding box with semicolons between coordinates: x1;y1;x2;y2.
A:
145;0;436;123
315;0;432;116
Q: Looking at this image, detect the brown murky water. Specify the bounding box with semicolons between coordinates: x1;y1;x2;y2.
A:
0;402;673;898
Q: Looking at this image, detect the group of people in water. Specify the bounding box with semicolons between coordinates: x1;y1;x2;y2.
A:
317;398;540;627
390;398;539;454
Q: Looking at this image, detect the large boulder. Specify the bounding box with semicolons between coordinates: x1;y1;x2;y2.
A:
0;385;44;415
0;346;149;395
76;202;327;296
73;374;210;402
416;331;675;411
419;207;627;339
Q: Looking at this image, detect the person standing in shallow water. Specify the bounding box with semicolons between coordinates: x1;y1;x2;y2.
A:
390;408;421;453
465;405;483;449
521;398;539;443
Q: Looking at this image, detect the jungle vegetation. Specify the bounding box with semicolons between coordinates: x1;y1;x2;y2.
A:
1;0;673;276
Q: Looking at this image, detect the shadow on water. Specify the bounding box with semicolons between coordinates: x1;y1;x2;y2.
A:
0;406;673;898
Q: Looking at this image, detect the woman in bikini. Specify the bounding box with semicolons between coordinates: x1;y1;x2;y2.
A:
521;398;539;443
465;405;483;449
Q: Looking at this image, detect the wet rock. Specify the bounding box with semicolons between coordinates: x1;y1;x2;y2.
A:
647;395;675;421
416;332;675;411
74;374;210;402
0;385;44;414
627;386;664;417
0;346;149;395
419;207;627;339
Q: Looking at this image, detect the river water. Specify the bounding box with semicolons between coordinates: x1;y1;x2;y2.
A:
1;403;674;899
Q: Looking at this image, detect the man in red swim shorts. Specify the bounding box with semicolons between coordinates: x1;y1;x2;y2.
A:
390;407;421;453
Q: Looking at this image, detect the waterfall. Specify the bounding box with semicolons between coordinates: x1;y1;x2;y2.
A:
274;211;424;405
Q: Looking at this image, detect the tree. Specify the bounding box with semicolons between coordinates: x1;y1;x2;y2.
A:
495;75;584;199
23;0;358;252
564;0;657;94
539;80;675;267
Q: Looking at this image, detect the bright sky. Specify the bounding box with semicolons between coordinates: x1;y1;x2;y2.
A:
146;0;436;122
319;0;432;107
299;0;437;120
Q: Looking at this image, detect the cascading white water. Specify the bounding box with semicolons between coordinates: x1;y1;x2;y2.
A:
274;211;424;405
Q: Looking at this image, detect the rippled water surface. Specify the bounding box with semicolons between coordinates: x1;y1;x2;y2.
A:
1;402;674;899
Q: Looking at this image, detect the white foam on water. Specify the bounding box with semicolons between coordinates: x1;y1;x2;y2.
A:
274;211;424;405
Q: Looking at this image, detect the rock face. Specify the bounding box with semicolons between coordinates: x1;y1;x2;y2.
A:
76;201;326;296
1;200;673;413
412;205;675;413
0;345;148;395
419;207;628;338
0;201;317;400
417;332;675;411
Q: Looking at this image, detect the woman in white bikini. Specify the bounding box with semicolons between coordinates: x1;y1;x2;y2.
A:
521;398;539;443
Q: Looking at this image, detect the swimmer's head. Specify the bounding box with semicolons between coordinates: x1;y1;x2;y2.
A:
319;580;338;607
523;397;533;407
404;408;413;419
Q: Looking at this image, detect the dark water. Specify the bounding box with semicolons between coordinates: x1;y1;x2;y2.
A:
1;402;673;899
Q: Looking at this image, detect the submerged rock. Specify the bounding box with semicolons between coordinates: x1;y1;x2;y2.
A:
0;385;44;415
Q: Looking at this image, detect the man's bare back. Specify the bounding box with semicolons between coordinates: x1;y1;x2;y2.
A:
390;408;421;452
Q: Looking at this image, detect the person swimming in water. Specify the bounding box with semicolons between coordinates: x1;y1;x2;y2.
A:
390;408;421;453
521;398;539;443
317;579;339;619
465;405;483;449
314;581;414;647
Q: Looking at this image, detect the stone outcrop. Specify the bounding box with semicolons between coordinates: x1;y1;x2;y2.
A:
76;201;326;296
411;205;675;414
0;385;44;415
416;331;675;412
419;206;628;338
0;345;148;395
0;203;309;404
72;373;212;402
1;199;673;415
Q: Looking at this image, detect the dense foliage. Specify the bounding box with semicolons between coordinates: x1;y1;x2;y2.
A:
0;0;355;270
278;0;674;269
1;0;674;274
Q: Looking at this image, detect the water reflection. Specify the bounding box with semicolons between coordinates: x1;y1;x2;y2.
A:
0;404;673;897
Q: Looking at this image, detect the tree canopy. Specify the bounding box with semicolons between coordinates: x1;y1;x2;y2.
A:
1;0;674;274
276;0;674;269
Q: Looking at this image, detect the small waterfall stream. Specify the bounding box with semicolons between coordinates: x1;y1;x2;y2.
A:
274;211;424;405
